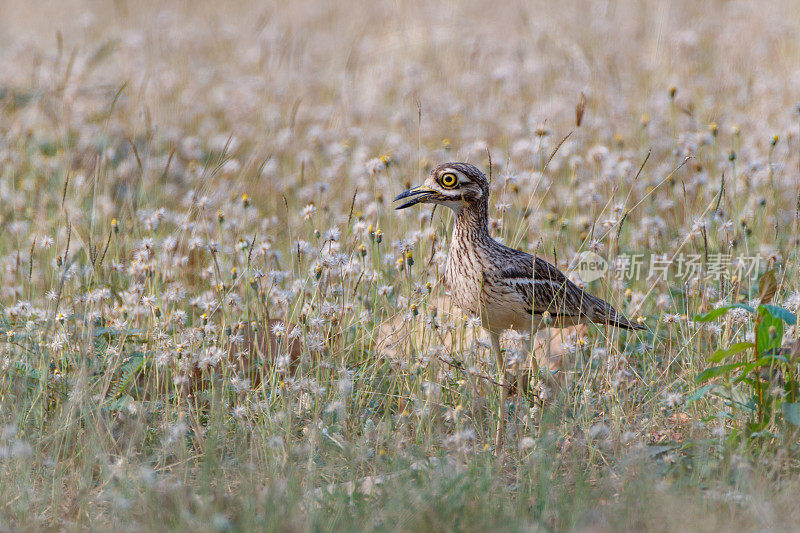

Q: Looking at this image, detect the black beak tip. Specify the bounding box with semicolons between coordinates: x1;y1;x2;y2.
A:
394;199;416;210
393;188;419;209
393;187;433;210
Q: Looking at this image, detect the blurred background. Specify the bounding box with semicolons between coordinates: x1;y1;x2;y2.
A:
1;2;800;529
2;0;799;164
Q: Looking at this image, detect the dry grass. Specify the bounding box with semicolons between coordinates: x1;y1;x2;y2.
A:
1;0;800;530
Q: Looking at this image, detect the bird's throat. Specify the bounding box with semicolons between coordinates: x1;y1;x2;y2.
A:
452;200;491;243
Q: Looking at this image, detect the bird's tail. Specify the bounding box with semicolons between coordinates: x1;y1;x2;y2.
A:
584;294;645;331
603;312;645;330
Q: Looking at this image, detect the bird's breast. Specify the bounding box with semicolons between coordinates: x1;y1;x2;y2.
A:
445;242;535;333
445;245;484;315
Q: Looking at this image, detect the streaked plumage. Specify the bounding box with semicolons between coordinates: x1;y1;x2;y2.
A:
395;161;643;450
396;162;642;336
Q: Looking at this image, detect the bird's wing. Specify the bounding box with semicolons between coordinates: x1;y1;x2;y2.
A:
498;252;643;330
497;254;585;317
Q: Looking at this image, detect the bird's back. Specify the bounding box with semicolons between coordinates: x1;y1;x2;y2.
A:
446;234;642;333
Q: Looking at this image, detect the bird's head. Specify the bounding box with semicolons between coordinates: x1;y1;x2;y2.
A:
393;162;488;212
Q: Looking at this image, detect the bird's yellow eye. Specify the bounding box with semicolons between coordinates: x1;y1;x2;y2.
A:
440;172;458;189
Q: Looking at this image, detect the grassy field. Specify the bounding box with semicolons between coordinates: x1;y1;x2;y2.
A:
1;0;800;530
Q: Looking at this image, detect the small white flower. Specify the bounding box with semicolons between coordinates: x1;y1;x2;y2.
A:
301;204;316;220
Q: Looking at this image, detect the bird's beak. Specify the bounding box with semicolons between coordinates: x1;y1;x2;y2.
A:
393;185;436;210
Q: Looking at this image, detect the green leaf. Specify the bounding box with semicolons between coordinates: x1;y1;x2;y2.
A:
109;352;146;399
756;307;785;356
105;395;135;412
684;384;716;403
693;304;754;323
783;403;800;426
710;384;756;410
732;355;788;384
760;304;797;326
709;342;753;363
696;361;748;383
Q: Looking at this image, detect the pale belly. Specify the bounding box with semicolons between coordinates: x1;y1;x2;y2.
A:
445;261;538;335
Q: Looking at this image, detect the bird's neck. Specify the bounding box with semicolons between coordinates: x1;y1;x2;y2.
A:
452;199;491;244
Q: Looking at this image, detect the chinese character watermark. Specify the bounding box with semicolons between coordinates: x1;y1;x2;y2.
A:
569;252;766;282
